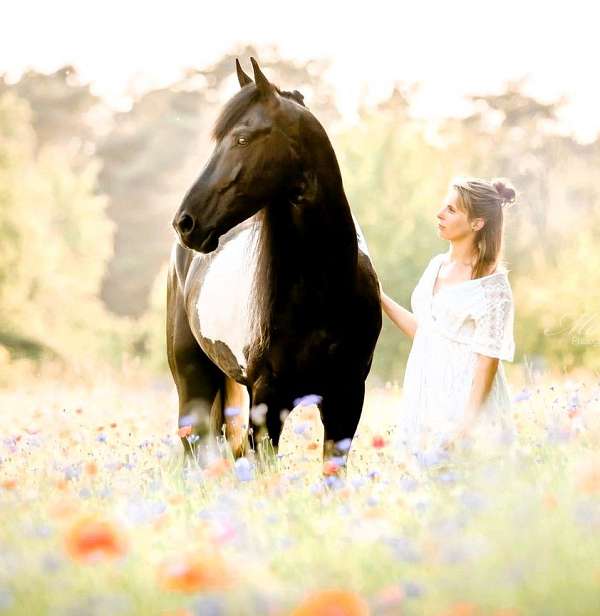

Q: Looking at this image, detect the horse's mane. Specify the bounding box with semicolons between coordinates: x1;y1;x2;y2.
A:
211;82;324;363
210;82;308;359
247;209;276;359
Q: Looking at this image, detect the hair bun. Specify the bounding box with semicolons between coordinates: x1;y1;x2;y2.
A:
492;179;516;207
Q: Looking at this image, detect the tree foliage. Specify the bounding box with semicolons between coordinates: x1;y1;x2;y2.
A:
1;55;599;379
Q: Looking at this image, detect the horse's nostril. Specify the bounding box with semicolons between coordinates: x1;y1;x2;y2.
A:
176;213;195;235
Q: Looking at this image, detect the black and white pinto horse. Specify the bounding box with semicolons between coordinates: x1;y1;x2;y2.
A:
167;57;381;457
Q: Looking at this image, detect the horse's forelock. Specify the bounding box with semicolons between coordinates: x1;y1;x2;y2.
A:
211;85;262;142
211;83;307;143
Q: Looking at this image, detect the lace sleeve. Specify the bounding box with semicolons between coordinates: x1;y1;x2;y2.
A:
472;275;515;362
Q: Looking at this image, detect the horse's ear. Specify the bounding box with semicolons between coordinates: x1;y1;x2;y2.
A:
235;58;253;88
250;56;276;99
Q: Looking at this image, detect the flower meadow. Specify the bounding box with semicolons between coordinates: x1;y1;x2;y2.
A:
0;367;599;616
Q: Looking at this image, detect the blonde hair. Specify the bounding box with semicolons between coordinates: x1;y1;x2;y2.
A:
450;176;516;279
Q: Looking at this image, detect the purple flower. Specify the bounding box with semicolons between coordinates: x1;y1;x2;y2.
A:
417;448;449;468
64;464;81;481
440;543;469;564
546;425;571;444
96;433;107;443
403;581;425;598
399;478;418;492
351;477;366;489
385;537;421;563
125;499;167;525
568;392;580;409
41;554;62;574
250;403;267;426
335;438;352;452
234;457;253;482
225;406;240;418
293;422;310;435
460;490;487;512
574;501;600;528
178;413;198;428
191;596;224;616
513;388;531;403
325;476;344;490
293;394;323;407
436;471;458;484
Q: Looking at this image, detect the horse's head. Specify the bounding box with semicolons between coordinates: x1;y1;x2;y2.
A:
172;57;307;253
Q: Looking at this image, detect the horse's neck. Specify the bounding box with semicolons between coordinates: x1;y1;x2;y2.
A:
249;127;359;352
264;187;358;310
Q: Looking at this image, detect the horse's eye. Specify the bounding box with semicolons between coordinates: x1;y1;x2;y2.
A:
236;135;249;146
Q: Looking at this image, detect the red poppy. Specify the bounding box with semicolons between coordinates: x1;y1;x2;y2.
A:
323;461;341;476
290;589;371;616
157;552;234;593
371;435;386;449
64;515;127;563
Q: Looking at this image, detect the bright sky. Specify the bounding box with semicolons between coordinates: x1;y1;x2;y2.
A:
2;0;598;141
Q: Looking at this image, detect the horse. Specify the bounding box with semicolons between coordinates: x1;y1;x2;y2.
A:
167;57;382;458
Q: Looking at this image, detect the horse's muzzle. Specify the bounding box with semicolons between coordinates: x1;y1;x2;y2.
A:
173;213;220;253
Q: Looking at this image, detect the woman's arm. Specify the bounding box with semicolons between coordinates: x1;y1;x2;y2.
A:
447;354;499;445
380;288;418;339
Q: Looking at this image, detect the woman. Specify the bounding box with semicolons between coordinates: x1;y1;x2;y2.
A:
380;177;517;458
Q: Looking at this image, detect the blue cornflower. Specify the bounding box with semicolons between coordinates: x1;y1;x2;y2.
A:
293;394;323;407
403;581;425;598
335;438;352;452
178;413;197;428
513;388;531;403
293;422;310;435
234;457;253;482
225;406;240;418
64;464;81;481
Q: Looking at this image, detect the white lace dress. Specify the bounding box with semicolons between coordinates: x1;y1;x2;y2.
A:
396;252;516;456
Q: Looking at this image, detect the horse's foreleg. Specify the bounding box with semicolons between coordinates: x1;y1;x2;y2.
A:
319;380;366;445
167;263;223;458
223;377;250;457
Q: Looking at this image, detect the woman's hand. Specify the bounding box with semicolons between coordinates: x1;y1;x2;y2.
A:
441;427;470;453
379;286;418;339
441;416;477;452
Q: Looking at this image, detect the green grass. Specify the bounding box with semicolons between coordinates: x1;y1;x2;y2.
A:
0;368;599;615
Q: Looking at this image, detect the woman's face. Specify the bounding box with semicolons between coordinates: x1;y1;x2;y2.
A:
436;188;476;241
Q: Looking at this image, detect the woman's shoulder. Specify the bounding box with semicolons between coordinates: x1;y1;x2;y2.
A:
477;266;513;301
428;252;448;268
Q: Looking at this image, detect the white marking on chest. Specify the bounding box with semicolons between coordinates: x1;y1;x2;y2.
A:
194;212;369;376
196;224;259;376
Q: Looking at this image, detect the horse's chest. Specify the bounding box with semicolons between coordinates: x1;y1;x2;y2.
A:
188;226;258;380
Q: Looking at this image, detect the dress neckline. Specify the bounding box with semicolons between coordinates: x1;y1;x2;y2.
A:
431;253;504;299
